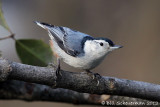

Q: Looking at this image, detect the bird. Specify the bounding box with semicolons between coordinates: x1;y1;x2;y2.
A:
35;21;122;84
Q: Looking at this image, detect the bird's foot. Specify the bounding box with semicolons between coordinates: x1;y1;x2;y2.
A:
55;63;62;76
85;70;101;86
47;63;59;87
47;59;62;87
55;58;62;77
47;62;62;76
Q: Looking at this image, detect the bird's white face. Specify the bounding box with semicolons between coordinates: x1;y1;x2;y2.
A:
84;40;121;58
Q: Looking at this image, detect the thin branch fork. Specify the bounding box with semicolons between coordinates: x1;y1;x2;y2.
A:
0;33;15;40
0;58;160;102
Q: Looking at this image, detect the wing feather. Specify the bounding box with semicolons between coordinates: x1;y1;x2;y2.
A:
35;21;91;57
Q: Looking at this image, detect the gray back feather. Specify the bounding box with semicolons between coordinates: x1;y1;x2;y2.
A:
48;25;91;56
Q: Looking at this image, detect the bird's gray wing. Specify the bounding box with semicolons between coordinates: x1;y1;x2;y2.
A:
35;22;91;57
50;26;92;57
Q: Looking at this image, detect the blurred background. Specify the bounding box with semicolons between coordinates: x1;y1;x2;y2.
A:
0;0;160;107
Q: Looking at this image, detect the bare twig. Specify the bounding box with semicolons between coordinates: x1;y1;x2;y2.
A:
0;58;160;102
0;33;15;40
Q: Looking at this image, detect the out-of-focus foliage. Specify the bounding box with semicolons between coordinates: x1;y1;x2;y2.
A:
16;39;53;67
0;1;11;33
1;1;54;67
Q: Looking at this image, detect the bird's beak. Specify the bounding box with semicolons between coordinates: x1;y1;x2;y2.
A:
114;45;123;48
109;45;123;51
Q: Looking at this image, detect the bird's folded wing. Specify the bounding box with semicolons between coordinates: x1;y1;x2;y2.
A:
49;26;90;57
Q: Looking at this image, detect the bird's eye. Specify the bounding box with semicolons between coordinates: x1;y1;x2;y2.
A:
99;42;103;46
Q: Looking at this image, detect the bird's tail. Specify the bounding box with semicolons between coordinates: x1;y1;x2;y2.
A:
34;21;65;42
34;21;55;30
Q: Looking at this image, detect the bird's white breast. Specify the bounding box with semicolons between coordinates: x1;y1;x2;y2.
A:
52;40;106;70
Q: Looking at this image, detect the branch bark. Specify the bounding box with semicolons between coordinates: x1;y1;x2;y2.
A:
0;80;95;104
1;80;148;106
0;58;160;102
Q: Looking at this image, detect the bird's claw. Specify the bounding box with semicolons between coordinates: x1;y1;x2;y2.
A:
93;73;101;86
47;63;60;87
47;63;62;76
55;64;62;76
86;70;101;86
55;58;62;77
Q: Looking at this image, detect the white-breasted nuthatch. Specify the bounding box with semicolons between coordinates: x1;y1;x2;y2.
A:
35;21;122;84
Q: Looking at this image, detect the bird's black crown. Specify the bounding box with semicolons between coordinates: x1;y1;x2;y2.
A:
95;37;114;46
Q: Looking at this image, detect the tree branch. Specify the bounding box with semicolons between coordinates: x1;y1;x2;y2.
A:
0;58;160;102
0;80;95;104
1;80;148;106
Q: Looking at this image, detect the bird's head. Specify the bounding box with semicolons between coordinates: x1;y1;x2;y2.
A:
83;37;122;57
